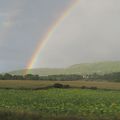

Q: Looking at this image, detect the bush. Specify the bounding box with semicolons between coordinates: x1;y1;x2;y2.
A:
53;83;70;88
80;86;87;89
53;83;64;88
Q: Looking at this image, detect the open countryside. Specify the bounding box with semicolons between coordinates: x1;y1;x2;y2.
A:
0;80;119;120
0;0;120;120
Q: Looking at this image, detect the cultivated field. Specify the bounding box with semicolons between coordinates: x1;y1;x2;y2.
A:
0;80;120;90
0;89;120;120
0;80;120;120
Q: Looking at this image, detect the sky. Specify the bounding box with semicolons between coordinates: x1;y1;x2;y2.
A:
0;0;120;72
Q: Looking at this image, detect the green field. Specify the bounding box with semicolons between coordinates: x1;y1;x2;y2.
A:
10;61;120;75
0;89;120;120
0;80;120;120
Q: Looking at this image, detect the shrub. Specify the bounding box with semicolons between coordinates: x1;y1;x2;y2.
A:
53;83;70;88
53;83;64;88
80;86;87;89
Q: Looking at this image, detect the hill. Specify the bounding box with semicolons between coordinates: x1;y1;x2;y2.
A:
10;61;120;75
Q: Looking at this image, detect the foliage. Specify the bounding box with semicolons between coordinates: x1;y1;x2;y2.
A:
1;72;120;82
0;73;84;80
86;72;120;82
0;89;120;119
53;83;70;88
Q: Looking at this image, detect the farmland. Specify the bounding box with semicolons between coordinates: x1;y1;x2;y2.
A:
0;80;120;120
0;89;120;120
0;80;120;90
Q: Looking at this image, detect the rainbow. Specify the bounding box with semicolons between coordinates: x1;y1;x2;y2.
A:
26;0;80;74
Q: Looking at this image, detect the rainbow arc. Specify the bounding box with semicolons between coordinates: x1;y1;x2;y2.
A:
26;0;80;74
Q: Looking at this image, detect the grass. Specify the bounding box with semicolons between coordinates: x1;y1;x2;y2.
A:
0;89;120;119
0;110;43;120
0;80;120;119
10;61;120;75
0;80;120;90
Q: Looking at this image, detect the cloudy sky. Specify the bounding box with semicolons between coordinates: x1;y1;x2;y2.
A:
0;0;120;72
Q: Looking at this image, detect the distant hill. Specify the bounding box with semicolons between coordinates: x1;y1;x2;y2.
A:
10;61;120;75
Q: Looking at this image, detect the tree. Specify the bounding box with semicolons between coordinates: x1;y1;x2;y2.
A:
3;73;13;80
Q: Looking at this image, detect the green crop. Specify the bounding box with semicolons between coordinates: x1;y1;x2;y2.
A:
0;89;120;119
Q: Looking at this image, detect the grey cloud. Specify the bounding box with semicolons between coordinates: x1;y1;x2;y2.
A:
0;0;120;72
34;0;120;68
0;0;73;72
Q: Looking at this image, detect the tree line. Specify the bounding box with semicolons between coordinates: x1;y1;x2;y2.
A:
0;72;120;81
85;72;120;82
0;73;83;80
